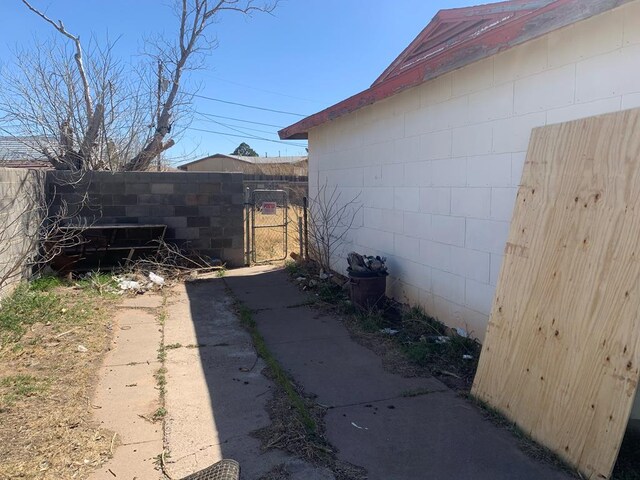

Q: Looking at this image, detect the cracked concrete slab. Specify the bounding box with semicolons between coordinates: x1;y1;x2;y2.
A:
90;438;164;480
89;298;163;480
224;266;575;480
118;292;164;309
258;307;444;407
163;278;333;480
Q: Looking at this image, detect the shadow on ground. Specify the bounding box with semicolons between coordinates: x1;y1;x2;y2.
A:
165;267;332;480
167;267;580;480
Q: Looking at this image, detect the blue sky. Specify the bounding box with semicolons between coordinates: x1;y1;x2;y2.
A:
0;0;479;165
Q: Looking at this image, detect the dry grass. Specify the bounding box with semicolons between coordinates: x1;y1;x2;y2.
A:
0;278;117;479
253;205;304;263
252;367;367;480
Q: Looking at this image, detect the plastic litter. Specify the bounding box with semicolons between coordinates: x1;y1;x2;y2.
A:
427;336;450;344
77;345;88;353
351;422;368;430
118;279;142;291
455;327;469;338
463;354;474;360
380;328;399;335
149;272;165;286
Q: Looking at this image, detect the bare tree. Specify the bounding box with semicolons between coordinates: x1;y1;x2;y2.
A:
306;181;362;273
1;0;277;171
0;36;155;171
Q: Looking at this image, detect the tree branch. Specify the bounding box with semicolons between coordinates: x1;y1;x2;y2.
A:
21;0;94;120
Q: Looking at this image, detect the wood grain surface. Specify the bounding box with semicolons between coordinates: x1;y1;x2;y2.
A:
472;108;640;479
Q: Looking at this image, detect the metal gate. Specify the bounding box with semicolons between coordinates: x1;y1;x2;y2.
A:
249;189;288;264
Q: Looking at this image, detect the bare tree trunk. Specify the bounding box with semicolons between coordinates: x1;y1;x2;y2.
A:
123;0;277;171
12;0;276;172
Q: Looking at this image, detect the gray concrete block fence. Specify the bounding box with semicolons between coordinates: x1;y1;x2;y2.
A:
46;171;245;266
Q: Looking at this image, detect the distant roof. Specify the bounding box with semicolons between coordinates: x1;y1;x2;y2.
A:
280;0;631;140
0;136;53;169
179;153;308;169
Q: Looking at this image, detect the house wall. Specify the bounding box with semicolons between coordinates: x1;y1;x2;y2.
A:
183;157;308;176
308;1;640;340
47;171;245;267
0;168;45;298
183;157;252;173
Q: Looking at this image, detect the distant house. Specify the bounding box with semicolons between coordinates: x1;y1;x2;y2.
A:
178;153;308;176
0;136;52;169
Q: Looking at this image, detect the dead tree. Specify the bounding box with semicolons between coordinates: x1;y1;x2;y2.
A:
306;180;362;273
2;0;277;172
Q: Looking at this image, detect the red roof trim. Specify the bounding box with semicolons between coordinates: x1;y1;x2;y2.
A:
372;0;552;87
279;0;631;141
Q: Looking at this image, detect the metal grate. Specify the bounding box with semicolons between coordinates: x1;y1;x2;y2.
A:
180;459;240;480
251;189;288;263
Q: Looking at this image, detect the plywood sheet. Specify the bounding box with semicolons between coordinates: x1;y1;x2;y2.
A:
472;108;640;479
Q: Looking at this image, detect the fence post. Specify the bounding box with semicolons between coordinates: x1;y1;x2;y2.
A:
244;187;251;266
303;196;309;259
298;217;303;259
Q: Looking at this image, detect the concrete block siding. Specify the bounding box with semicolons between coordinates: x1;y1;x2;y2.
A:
0;168;44;298
307;2;640;340
47;171;245;266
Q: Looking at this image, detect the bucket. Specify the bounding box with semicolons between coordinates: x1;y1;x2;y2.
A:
348;271;387;309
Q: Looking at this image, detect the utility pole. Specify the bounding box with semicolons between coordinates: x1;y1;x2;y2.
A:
156;59;163;172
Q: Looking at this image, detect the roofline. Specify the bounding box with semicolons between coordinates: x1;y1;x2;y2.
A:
177;153;308;169
177;153;237;168
372;0;554;87
279;0;631;140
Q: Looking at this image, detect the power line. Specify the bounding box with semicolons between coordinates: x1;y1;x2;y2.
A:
194;113;279;136
191;93;307;117
188;126;306;148
204;117;275;140
193;111;285;129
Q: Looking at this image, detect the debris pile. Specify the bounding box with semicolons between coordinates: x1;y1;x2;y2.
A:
130;240;225;280
347;252;388;276
115;272;165;293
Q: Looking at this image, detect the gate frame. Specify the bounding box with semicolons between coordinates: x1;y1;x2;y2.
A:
248;189;288;264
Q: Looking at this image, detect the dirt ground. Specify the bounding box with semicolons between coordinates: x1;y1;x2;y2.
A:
252;205;304;263
0;283;117;479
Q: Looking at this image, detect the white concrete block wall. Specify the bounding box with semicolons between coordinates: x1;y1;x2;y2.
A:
307;2;640;341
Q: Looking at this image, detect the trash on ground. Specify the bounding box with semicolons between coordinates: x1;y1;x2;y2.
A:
351;422;368;430
425;335;450;344
455;327;469;338
77;345;88;353
380;328;399;335
148;272;165;286
117;279;143;291
463;355;474;360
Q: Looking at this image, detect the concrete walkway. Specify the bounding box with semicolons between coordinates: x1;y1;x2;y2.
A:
224;267;574;480
90;294;165;480
163;273;334;479
89;267;574;479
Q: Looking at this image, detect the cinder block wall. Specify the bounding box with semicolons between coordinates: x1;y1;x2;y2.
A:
47;171;245;266
0;168;45;298
307;2;640;339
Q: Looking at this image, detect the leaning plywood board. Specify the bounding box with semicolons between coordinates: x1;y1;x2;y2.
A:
472;108;640;480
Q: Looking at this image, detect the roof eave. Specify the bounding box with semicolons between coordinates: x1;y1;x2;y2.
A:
279;0;632;141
